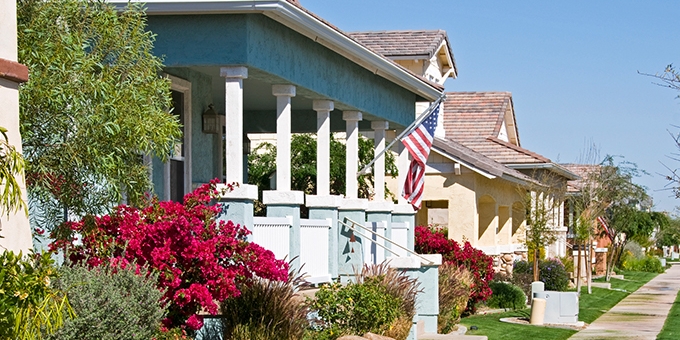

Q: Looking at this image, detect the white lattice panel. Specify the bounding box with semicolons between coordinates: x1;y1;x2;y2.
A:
391;222;410;257
300;218;331;281
252;216;291;261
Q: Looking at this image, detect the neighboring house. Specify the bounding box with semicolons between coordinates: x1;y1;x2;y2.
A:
0;0;33;254
348;30;457;86
439;92;579;259
412;137;539;273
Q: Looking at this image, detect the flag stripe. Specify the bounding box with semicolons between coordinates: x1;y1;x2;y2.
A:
402;104;440;210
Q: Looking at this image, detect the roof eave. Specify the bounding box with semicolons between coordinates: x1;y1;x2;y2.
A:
431;147;497;179
109;0;443;101
506;163;581;180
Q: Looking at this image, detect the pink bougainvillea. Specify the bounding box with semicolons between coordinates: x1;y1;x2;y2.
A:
414;225;493;312
50;179;289;330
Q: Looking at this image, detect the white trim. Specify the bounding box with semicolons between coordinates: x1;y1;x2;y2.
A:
430;148;496;179
164;74;192;200
108;0;442;101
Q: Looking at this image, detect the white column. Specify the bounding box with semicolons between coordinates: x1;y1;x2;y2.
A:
272;84;296;192
343;111;362;199
395;129;409;204
313;100;334;196
371;121;389;201
220;66;248;184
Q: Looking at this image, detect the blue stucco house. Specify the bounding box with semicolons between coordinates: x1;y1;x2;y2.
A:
110;0;449;337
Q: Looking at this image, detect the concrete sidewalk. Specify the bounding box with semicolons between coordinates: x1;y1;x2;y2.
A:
569;264;680;340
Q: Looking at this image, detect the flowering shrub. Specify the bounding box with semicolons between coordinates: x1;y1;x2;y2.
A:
514;258;569;291
414;226;494;312
50;179;289;330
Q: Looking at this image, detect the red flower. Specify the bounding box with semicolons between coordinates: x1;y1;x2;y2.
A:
50;179;289;330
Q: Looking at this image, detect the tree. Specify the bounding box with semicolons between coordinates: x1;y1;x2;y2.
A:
248;134;398;209
568;147;608;294
17;0;181;230
0;126;27;218
592;156;654;280
656;213;680;249
641;65;680;197
520;171;567;282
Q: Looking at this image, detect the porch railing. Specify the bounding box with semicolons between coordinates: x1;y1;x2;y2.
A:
251;216;332;284
340;218;433;265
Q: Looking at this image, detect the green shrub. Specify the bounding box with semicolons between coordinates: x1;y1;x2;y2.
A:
0;251;72;339
307;264;419;339
513;258;569;291
219;268;308;340
438;264;473;333
621;255;664;273
487;281;527;310
624;241;645;259
47;261;165;340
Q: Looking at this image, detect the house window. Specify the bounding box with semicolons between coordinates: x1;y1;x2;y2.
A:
163;75;192;202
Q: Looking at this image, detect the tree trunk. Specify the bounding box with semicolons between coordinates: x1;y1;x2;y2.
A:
533;249;540;282
586;242;592;294
605;243;618;282
576;243;582;293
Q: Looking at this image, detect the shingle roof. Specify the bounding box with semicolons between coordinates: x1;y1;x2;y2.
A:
441;92;556;166
348;30;450;59
561;163;600;192
442;92;514;143
432;137;539;186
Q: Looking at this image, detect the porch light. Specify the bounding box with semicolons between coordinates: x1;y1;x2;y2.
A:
202;104;220;134
243;134;251;155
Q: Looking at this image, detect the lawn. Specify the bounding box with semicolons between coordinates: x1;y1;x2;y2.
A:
460;270;659;340
657;282;680;340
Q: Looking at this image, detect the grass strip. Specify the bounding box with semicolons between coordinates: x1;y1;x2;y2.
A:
656;284;680;339
460;270;658;340
460;309;576;340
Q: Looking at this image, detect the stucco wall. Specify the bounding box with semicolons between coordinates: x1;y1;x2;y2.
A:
387;151;527;250
146;14;418;128
0;0;33;253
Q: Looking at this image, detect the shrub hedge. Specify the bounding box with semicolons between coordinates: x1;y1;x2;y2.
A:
415;225;494;312
513;258;569;291
487;281;526;310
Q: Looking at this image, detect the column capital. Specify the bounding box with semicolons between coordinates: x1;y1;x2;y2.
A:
313;100;334;112
371;120;389;130
272;84;296;97
220;66;248;79
342;110;362;121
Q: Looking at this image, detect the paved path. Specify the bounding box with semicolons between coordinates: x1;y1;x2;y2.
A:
569;264;680;340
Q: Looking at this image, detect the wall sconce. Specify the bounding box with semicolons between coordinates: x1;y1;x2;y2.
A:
202;104;220;134
243;133;251;155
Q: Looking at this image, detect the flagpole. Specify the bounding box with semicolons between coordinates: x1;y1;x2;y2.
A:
357;93;446;177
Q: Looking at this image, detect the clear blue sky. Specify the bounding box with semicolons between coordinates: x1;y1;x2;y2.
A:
302;0;680;212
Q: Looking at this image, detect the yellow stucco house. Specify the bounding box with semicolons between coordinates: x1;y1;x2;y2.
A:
423;92;578;264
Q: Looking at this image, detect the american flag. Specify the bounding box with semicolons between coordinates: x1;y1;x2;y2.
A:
402;104;441;210
597;216;614;242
